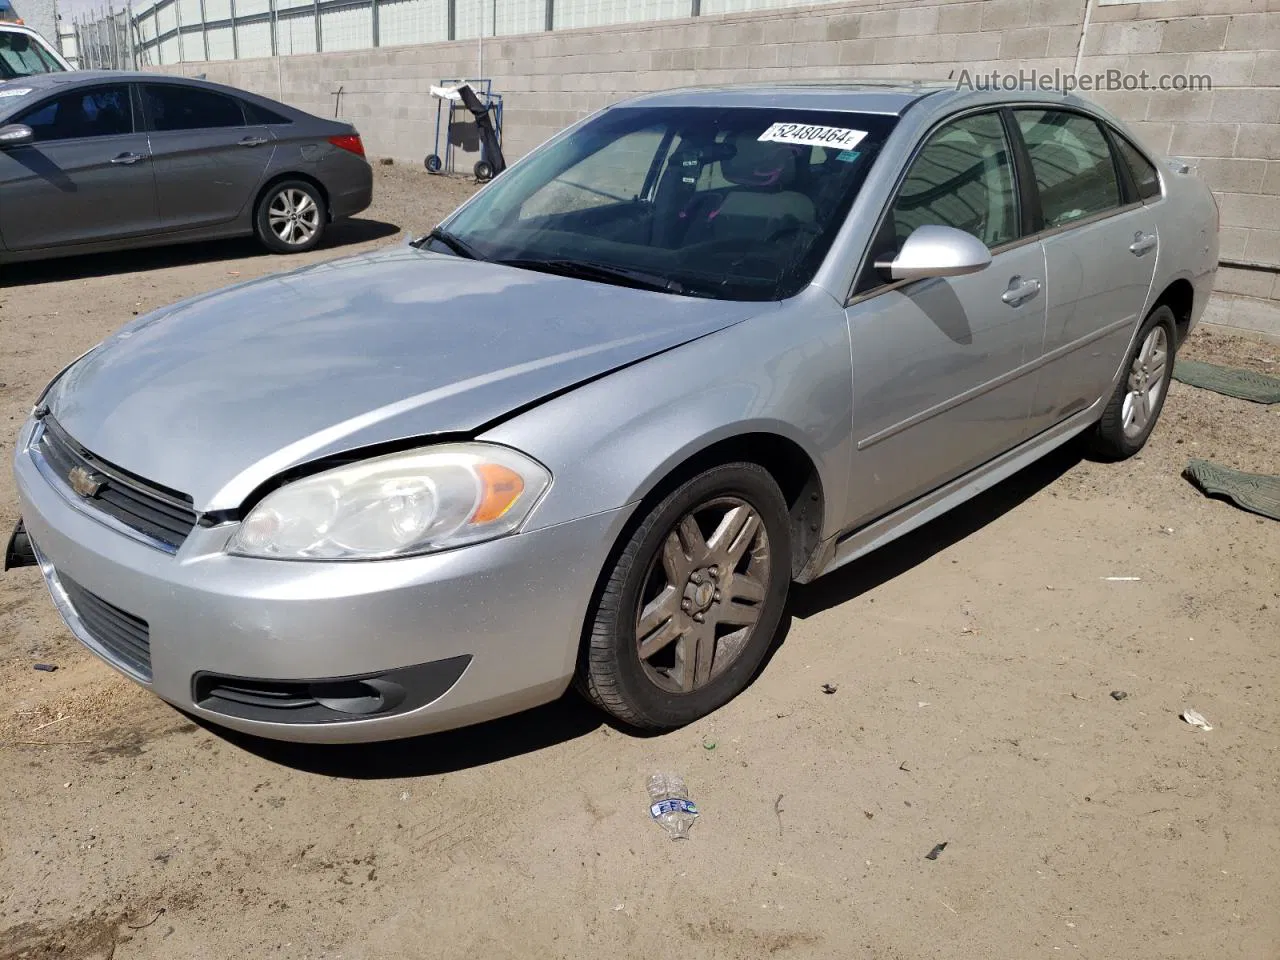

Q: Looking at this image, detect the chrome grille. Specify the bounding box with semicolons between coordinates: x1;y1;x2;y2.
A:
36;417;198;551
59;574;152;681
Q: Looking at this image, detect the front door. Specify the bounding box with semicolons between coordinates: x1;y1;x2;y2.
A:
0;83;159;251
843;110;1047;528
1012;108;1160;429
140;82;276;232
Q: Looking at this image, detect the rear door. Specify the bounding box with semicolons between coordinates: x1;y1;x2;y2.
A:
0;82;159;251
140;82;276;231
1012;108;1159;430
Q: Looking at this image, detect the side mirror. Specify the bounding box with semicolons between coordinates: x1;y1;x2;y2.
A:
0;124;34;149
875;224;992;282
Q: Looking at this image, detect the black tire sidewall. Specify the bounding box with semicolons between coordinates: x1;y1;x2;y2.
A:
1095;305;1178;459
255;180;327;254
593;463;792;729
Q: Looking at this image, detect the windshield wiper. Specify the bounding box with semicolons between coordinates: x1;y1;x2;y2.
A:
496;257;685;295
421;227;484;260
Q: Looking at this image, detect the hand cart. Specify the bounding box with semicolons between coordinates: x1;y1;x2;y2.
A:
424;78;506;182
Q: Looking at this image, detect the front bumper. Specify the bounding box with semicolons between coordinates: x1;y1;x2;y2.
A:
13;427;626;743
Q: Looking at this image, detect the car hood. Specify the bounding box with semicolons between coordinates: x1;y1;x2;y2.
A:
46;247;767;511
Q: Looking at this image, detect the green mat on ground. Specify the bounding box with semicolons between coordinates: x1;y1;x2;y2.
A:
1184;459;1280;522
1172;360;1280;404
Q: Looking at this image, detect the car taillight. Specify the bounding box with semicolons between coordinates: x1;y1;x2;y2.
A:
328;134;365;157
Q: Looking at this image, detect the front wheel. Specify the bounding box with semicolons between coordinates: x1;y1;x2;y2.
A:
254;180;327;254
1091;304;1177;460
578;463;792;730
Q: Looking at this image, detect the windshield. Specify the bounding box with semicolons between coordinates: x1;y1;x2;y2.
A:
436;106;898;301
0;30;64;78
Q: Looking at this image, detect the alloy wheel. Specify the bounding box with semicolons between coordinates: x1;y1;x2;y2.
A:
268;188;320;246
1121;324;1169;438
634;496;772;694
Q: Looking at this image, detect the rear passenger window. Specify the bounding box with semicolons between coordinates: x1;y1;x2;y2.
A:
143;84;245;131
890;111;1019;249
1015;110;1122;228
243;100;291;125
1114;135;1161;201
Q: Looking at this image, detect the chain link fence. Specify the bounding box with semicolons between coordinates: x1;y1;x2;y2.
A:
69;0;824;68
68;6;136;69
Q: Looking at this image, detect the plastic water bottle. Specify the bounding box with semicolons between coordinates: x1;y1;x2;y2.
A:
647;772;698;840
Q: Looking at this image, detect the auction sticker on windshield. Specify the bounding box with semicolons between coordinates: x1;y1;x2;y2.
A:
758;123;867;149
0;87;33;99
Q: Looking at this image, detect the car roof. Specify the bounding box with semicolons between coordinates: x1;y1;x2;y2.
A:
618;80;1102;118
0;69;313;121
1;69;200;91
621;80;953;116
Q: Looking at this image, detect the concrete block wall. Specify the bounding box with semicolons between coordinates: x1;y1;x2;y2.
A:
158;0;1280;334
1082;0;1280;337
13;0;57;44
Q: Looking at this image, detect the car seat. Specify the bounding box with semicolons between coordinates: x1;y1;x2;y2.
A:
679;133;816;248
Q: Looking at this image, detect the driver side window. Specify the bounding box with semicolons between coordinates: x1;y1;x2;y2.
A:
891;112;1018;250
857;111;1018;296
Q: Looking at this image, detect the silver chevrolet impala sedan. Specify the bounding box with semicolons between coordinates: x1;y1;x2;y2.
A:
7;82;1219;743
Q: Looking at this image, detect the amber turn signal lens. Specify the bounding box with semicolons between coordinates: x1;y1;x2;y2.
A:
471;463;526;523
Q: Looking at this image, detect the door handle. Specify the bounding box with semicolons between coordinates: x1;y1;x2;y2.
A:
1129;231;1157;256
1001;276;1042;307
110;152;146;165
239;136;269;147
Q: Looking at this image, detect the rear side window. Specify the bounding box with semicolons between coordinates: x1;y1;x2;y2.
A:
1015;110;1122;229
242;100;292;125
143;84;245;131
14;85;133;142
1114;134;1161;201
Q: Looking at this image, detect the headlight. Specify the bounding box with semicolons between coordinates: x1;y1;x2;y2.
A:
228;444;551;560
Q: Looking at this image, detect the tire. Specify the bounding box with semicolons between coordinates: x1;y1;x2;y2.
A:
473;159;494;182
424;153;442;174
1091;304;1178;461
254;179;327;254
579;462;792;730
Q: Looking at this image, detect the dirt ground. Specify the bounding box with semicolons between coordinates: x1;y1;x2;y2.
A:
1;165;1278;960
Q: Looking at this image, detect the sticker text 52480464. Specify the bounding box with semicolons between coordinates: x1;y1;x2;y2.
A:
757;123;867;149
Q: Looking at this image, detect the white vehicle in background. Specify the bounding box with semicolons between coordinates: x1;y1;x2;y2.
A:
0;22;71;78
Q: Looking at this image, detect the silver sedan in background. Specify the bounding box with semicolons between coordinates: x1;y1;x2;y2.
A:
0;71;372;263
7;82;1218;743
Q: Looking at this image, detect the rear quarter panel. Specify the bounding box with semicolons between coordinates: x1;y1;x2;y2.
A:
266;122;373;219
1151;164;1219;332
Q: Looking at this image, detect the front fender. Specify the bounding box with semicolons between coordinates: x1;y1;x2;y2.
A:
483;289;854;540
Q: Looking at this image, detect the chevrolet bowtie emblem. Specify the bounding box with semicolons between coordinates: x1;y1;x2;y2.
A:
67;465;105;499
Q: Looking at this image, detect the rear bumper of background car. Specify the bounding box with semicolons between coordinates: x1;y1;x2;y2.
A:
323;153;374;220
13;425;624;743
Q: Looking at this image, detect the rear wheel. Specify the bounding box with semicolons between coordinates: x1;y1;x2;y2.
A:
254;179;327;254
1091;304;1177;460
579;463;791;730
424;153;443;174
